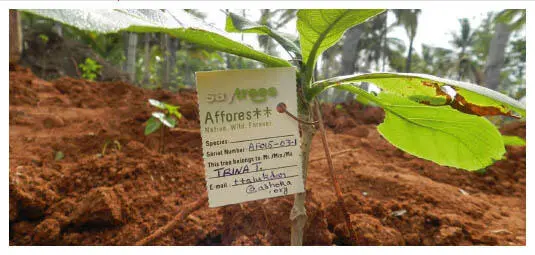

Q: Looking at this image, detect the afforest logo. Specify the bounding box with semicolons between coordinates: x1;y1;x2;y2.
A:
206;87;278;104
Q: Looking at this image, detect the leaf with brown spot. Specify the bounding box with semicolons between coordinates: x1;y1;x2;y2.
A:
310;73;525;118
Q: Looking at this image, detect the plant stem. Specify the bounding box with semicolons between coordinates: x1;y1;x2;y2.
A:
290;106;315;246
313;98;356;243
160;126;165;153
290;71;315;245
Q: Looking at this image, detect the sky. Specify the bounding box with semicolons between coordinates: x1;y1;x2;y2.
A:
202;8;511;59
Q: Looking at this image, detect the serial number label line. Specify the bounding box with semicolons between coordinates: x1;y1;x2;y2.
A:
208;164;298;179
231;175;300;187
249;144;296;152
230;134;294;144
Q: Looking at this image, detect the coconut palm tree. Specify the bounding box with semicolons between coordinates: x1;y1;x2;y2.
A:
393;9;421;73
450;18;477;81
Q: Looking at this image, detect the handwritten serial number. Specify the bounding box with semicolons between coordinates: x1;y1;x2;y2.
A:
248;138;297;152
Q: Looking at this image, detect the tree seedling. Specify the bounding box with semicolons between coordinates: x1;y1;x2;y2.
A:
99;139;122;157
54;150;64;161
79;57;102;81
27;9;526;246
144;99;182;153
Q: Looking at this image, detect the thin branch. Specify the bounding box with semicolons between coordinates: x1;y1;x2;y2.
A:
313;98;357;243
309;148;360;163
136;194;208;245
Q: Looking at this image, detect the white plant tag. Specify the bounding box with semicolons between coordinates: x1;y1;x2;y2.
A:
196;67;304;207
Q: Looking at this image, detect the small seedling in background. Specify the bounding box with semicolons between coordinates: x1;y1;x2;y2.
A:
79;57;102;81
54;151;64;161
99;139;122;157
38;34;49;44
145;99;182;153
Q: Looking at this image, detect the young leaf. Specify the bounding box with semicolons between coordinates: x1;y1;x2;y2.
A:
296;9;384;83
502;135;526;146
168;107;182;120
335;84;506;171
148;99;166;110
144;116;162;135
23;9;291;67
225;12;301;58
54;151;64;161
311;72;526;118
163;103;182;119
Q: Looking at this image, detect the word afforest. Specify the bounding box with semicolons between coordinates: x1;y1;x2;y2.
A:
204;107;273;125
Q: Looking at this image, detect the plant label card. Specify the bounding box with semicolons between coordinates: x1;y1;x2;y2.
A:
196;67;304;207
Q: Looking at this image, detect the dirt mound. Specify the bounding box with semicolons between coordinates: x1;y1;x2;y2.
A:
9;66;525;245
321;102;385;133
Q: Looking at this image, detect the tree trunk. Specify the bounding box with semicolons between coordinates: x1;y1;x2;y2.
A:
405;37;414;73
143;33;151;86
339;26;362;75
52;22;63;38
123;32;138;84
9;10;22;64
457;48;466;80
333;25;363;103
484;22;511;91
381;11;388;72
168;38;179;88
160;33;170;90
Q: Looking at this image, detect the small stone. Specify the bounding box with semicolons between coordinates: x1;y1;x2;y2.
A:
391;209;407;217
459;188;469;196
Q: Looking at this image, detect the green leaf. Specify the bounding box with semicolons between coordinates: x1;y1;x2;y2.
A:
311;72;526;118
169;108;182;120
163;104;182;119
225;12;301;58
296;9;384;84
148;99;166;110
335;84;505;171
54;151;64;161
164;115;177;128
23;9;290;68
144;116;162;135
152;112;175;128
502;135;526;146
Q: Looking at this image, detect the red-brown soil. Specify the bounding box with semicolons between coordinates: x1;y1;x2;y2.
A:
9;65;526;246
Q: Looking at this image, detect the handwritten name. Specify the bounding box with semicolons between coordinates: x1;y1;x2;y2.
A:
213;162;262;178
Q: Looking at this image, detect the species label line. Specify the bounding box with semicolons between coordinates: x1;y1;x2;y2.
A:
196;67;304;207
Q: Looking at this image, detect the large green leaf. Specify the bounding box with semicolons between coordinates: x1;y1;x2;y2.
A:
335;84;505;171
225;12;301;58
23;9;290;67
311;72;526;118
296;9;384;84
